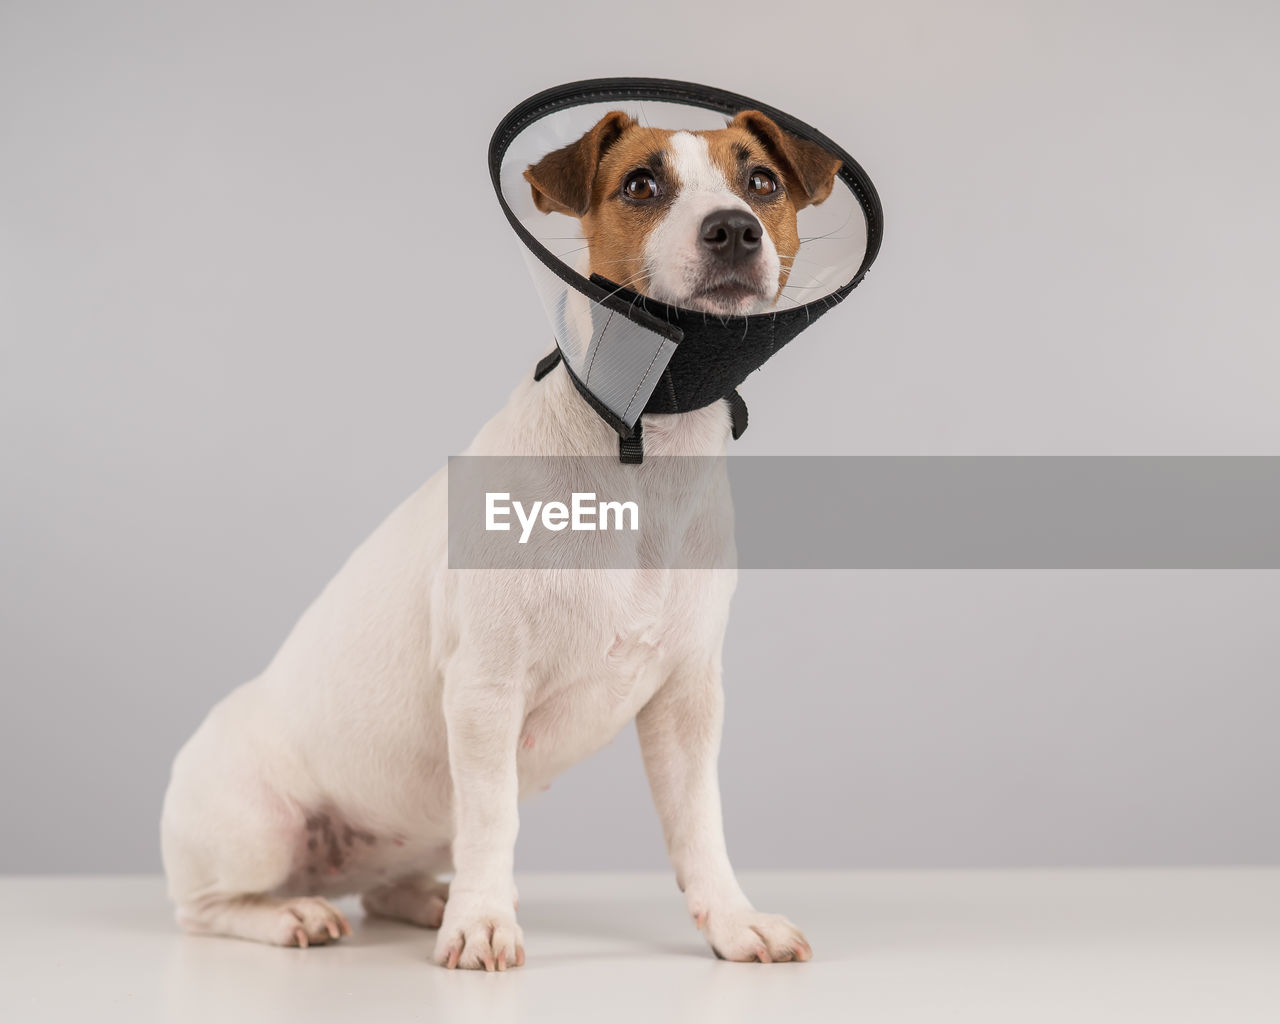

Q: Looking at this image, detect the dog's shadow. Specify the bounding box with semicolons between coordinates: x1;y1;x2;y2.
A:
107;891;707;962
369;898;707;962
516;898;706;960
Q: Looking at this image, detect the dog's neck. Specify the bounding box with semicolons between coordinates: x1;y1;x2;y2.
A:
471;354;732;460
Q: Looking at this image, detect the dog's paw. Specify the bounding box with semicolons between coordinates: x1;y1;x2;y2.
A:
433;896;525;971
698;908;812;963
276;897;353;948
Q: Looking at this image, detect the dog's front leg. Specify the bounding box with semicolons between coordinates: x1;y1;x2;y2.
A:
433;660;525;971
636;663;813;963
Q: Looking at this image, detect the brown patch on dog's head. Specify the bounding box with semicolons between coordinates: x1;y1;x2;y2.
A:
727;111;842;210
523;111;637;217
582;122;679;292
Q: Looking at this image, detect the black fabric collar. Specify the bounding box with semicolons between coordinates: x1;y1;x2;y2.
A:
533;346;750;463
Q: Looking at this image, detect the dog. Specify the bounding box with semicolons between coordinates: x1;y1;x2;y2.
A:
161;109;841;970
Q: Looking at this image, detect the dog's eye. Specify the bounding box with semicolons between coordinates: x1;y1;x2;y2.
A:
622;171;660;201
748;169;779;196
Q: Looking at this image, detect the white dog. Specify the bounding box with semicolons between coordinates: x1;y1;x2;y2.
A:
162;109;841;970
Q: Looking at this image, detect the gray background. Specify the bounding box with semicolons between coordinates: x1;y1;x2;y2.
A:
1;0;1277;873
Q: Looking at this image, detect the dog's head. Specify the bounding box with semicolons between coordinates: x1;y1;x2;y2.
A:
524;111;842;316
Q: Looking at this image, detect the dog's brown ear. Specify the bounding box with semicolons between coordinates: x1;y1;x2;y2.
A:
524;111;636;218
730;110;842;210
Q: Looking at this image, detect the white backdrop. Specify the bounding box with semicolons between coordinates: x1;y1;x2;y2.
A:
2;0;1277;871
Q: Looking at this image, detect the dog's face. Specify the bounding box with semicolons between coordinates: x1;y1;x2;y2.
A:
525;111;842;316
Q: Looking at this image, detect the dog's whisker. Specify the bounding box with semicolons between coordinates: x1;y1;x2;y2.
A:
779;253;830;269
585;256;649;268
797;206;857;244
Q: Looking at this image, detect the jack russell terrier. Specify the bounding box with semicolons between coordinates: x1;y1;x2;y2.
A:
162;109;841;970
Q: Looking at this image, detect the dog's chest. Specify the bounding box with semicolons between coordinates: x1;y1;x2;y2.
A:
515;568;732;780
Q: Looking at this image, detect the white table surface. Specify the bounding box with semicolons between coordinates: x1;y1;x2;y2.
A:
3;870;1277;1023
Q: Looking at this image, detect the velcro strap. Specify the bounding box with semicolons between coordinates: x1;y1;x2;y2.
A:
618;422;644;464
533;347;563;381
728;390;748;440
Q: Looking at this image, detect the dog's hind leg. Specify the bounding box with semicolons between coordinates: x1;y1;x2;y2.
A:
163;781;354;947
177;893;352;947
362;873;450;929
164;789;353;946
161;694;353;947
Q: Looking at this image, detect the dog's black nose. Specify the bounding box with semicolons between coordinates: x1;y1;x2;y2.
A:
699;209;763;264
